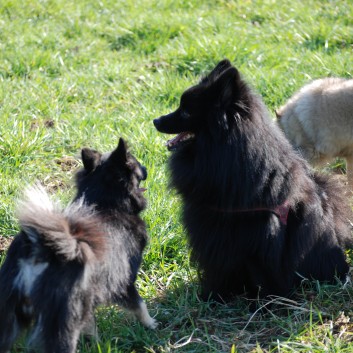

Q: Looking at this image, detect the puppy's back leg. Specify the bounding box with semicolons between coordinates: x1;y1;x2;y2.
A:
28;314;81;353
346;155;353;190
0;289;30;353
0;311;21;353
119;284;158;329
82;312;98;342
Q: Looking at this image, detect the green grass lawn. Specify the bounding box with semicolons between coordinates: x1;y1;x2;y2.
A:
1;0;353;352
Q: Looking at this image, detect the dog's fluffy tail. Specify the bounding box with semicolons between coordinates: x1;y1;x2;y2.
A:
17;184;105;264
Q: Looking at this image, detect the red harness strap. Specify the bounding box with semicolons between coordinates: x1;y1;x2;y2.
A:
211;201;291;226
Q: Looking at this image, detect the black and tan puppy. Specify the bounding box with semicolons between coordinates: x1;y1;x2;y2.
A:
0;138;157;353
154;59;352;302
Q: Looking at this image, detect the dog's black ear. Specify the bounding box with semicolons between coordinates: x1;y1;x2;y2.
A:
110;138;128;165
211;66;240;107
205;59;233;82
81;148;101;172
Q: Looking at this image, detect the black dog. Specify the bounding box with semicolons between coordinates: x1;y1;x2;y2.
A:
154;59;352;302
0;138;157;353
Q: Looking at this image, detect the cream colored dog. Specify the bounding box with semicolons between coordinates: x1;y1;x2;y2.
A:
276;77;353;187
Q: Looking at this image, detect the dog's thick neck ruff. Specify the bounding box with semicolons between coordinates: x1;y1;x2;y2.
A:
211;201;290;226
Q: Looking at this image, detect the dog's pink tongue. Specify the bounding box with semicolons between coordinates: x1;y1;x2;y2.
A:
139;187;147;192
166;132;189;148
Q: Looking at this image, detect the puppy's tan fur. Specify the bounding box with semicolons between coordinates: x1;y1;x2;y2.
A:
276;77;353;187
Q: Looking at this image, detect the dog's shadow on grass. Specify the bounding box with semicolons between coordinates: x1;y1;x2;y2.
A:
94;279;353;353
147;281;290;352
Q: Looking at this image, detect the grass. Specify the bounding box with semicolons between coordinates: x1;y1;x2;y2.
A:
0;0;353;351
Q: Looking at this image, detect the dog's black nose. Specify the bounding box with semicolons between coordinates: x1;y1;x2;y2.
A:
153;118;160;129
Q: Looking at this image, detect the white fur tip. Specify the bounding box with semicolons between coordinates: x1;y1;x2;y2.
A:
23;184;54;211
16;183;61;226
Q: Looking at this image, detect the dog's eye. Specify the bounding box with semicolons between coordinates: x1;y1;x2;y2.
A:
181;111;191;119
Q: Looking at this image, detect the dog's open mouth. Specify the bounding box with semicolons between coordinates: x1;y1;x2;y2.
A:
138;187;147;193
166;132;195;151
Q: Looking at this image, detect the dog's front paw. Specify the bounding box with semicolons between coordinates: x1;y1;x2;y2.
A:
143;316;158;329
133;301;159;329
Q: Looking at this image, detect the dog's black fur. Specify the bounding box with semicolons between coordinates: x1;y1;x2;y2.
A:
0;138;156;353
154;59;353;301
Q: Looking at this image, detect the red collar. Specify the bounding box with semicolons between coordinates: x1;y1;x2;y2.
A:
211;201;290;226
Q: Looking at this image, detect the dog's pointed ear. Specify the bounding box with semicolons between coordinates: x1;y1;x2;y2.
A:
209;59;232;79
110;138;128;165
203;59;233;83
81;148;101;172
211;66;240;107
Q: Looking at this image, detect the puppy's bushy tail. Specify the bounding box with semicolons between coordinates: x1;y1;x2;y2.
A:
17;184;105;264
